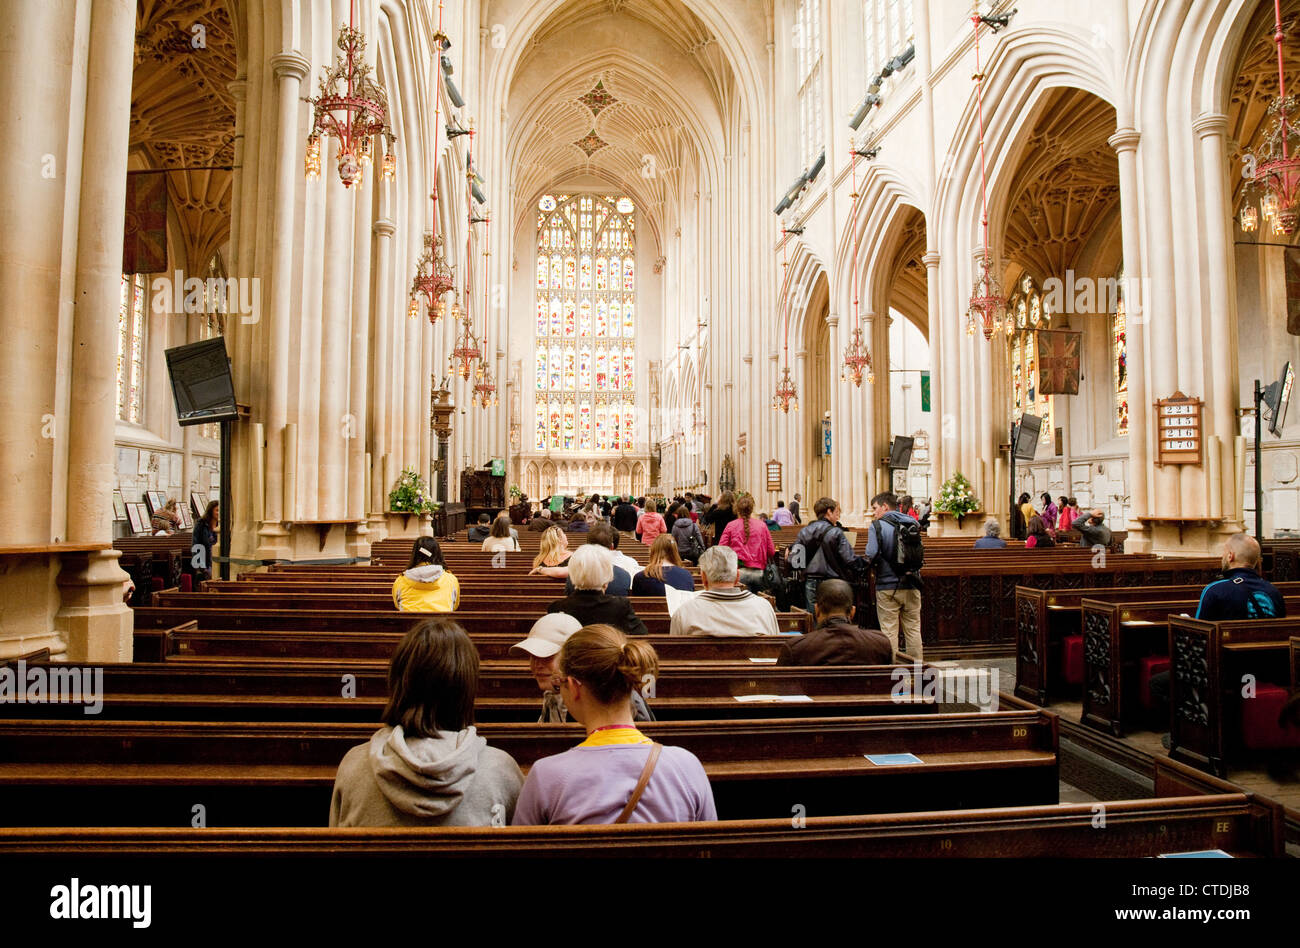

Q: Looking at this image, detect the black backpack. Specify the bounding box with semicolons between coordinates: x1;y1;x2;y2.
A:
874;516;925;588
817;524;869;586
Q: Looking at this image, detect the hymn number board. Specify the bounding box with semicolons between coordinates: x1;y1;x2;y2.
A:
1156;393;1203;465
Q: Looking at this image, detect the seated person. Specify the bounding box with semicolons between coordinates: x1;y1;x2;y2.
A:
1024;515;1055;549
511;613;653;723
973;519;1007;549
391;538;460;612
566;508;597;534
481;515;521;553
512;624;715;825
671;514;706;565
527;509;553;531
777;579;893;666
772;501;794;527
1074;509;1112;549
330;619;524;826
468;513;492;542
669;545;780;637
1151;534;1285;742
631;534;696;596
529;526;572;575
541;523;635;595
547;545;647;636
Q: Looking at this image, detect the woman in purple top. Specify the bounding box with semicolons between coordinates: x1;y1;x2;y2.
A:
512;624;716;825
1039;492;1059;537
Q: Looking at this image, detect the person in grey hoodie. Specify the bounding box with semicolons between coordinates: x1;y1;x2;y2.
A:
329;619;524;827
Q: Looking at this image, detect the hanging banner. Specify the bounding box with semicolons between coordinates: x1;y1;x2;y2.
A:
122;171;169;274
1036;329;1082;395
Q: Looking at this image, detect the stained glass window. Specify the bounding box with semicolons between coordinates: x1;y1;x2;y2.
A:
1114;276;1129;438
863;1;915;83
534;193;637;452
1006;274;1053;444
117;273;146;424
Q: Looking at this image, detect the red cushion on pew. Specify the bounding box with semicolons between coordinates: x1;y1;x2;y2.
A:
1139;656;1170;710
179;574;193;593
1062;634;1084;686
150;576;164;592
1241;683;1300;751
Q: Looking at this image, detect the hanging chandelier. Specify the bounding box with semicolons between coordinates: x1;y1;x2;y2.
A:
842;145;874;386
472;363;498;407
1246;0;1300;236
449;306;480;380
409;232;456;323
773;233;799;413
305;1;396;189
966;11;1005;340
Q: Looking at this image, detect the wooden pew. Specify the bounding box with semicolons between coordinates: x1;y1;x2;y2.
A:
0;710;1060;826
132;606;812;640
1012;580;1300;706
1080;596;1300;736
134;623;805;664
1167;615;1300;776
0;793;1276;857
0;660;935;723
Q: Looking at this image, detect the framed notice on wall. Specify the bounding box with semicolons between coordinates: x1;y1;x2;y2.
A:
1156;392;1203;466
766;460;782;493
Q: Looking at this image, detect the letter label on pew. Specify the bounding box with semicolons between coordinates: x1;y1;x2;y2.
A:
191;804;206;828
641;673;656;699
791;804;806;829
1091;804;1106;829
492;551;507;569
1091;545;1107;569
341;674;357;699
1241;674;1256;700
491;804;506;827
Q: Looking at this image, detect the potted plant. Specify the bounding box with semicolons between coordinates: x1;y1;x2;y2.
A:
935;471;980;528
387;467;435;535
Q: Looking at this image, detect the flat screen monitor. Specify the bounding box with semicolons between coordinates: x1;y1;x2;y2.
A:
165;337;237;427
888;436;914;470
1268;361;1293;437
1013;414;1042;461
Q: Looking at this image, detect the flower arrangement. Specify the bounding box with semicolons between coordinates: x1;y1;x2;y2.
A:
935;471;980;517
388;466;435;515
508;483;523;499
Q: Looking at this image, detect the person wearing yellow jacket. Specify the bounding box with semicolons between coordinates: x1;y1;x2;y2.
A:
392;538;461;613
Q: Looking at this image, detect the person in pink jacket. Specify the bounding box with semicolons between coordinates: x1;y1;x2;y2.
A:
635;499;667;546
718;495;776;592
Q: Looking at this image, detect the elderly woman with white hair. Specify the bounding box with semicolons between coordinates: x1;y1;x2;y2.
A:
668;545;780;637
544;545;648;637
973;518;1007;549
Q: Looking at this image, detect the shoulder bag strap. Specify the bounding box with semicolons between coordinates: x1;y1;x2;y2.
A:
615;742;663;824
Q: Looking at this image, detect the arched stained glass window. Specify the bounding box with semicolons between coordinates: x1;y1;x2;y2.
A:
534;193;637;452
1006;274;1053;444
1114;270;1129;438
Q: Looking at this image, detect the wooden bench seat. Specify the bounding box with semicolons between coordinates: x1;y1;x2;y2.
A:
1080;596;1300;736
1168;615;1300;776
0;710;1059;826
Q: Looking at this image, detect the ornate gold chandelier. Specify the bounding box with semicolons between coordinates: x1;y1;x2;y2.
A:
841;147;874;386
408;233;456;323
965;10;1005;340
304;1;396;189
1243;0;1300;236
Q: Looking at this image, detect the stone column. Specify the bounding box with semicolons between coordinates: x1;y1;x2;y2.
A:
256;50;310;561
369;218;396;535
1109;128;1151;551
923;250;944;528
58;0;135;661
1193;113;1243;537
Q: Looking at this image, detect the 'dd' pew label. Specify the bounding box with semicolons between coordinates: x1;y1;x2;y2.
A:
865;753;924;766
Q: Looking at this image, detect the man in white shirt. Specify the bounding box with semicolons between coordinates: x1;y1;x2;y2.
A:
670;545;780;637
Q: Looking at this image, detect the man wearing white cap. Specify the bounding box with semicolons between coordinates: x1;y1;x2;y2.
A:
510;613;654;723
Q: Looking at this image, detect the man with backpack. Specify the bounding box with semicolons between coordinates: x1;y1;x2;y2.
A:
865;492;924;659
795;497;866;612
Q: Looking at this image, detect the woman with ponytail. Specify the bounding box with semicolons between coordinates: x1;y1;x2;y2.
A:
512;624;716;825
718;494;775;593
